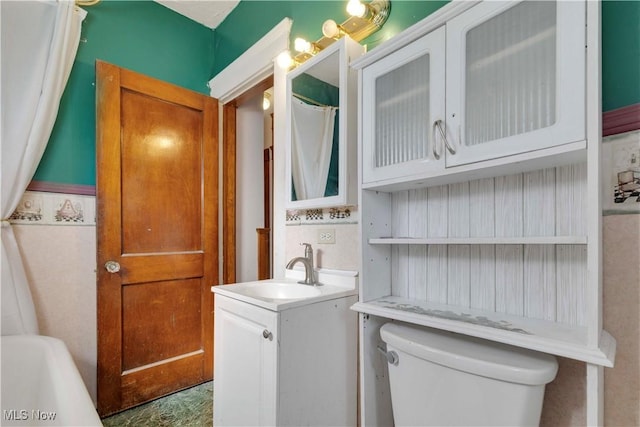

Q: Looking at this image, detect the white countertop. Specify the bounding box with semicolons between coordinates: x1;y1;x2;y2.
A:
211;268;358;312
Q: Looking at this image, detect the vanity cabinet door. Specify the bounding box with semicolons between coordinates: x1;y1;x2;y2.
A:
445;0;586;167
362;27;446;185
214;296;278;427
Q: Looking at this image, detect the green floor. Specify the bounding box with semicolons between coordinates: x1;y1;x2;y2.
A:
101;381;213;427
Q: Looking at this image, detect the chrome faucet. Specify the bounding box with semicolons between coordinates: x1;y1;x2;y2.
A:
286;243;319;286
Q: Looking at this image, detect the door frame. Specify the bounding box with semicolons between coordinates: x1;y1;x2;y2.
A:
222;77;273;284
209;18;291;283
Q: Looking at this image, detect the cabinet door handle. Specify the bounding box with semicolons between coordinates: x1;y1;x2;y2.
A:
434;119;457;155
431;120;442;160
262;329;273;340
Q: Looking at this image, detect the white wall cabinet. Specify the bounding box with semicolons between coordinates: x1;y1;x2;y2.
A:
362;0;586;189
354;1;614;426
361;27;446;184
214;293;358;427
285;37;364;209
445;0;586;167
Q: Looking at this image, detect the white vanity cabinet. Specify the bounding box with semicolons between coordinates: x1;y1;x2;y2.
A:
214;295;278;426
361;0;586;188
354;1;614;426
214;292;358;427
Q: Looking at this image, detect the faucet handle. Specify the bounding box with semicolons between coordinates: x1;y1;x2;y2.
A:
300;242;313;257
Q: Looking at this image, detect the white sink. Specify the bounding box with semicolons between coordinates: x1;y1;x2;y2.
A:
240;282;322;300
211;270;358;311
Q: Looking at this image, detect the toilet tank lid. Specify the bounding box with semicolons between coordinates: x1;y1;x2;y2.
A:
380;322;558;386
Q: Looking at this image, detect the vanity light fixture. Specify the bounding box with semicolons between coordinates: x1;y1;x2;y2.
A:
294;37;321;55
280;0;391;70
322;19;347;39
342;0;391;40
277;50;295;70
333;0;392;42
346;0;367;18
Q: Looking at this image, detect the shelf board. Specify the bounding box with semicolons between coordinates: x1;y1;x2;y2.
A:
352;296;615;367
368;236;587;245
361;141;587;192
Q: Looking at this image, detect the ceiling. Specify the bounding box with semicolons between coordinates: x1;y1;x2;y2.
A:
154;0;240;29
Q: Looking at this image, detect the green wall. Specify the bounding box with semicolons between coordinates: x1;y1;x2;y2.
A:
212;1;447;76
34;0;640;186
214;0;640;111
602;0;640;111
33;0;214;186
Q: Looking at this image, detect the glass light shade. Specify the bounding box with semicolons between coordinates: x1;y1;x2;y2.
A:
346;0;366;18
276;51;293;69
322;19;340;38
294;37;312;53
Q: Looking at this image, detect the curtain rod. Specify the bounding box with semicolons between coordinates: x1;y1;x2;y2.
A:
292;92;338;109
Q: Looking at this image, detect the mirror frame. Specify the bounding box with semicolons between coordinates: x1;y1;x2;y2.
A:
285;36;364;209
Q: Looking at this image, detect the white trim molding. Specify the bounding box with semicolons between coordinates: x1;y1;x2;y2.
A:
208;18;292;104
207;18;291;281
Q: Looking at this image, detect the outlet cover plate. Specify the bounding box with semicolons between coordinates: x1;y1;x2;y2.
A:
318;229;335;244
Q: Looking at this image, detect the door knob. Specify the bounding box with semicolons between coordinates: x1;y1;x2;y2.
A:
262;329;273;340
105;260;121;273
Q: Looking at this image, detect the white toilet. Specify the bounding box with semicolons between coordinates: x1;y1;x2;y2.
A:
380;322;558;427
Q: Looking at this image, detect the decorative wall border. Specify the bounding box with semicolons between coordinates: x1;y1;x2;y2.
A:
286;206;357;225
9;191;96;226
27;180;96;196
603;103;640;137
602;129;640;215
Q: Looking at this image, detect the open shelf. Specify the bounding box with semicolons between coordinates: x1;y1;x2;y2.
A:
369;236;588;245
352;296;615;367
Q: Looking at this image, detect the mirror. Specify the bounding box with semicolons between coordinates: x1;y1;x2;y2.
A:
285;37;364;209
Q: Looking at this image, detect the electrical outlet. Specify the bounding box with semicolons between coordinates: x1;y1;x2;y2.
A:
318;229;335;244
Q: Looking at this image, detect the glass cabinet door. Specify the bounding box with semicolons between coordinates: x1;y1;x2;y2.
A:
446;0;586;167
362;27;446;184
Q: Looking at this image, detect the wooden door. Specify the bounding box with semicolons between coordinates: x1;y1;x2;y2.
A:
96;61;218;416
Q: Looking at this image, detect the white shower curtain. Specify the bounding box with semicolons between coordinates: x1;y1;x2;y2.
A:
1;1;86;335
291;97;337;200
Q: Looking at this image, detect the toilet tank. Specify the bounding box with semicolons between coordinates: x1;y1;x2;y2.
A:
380;322;558;427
